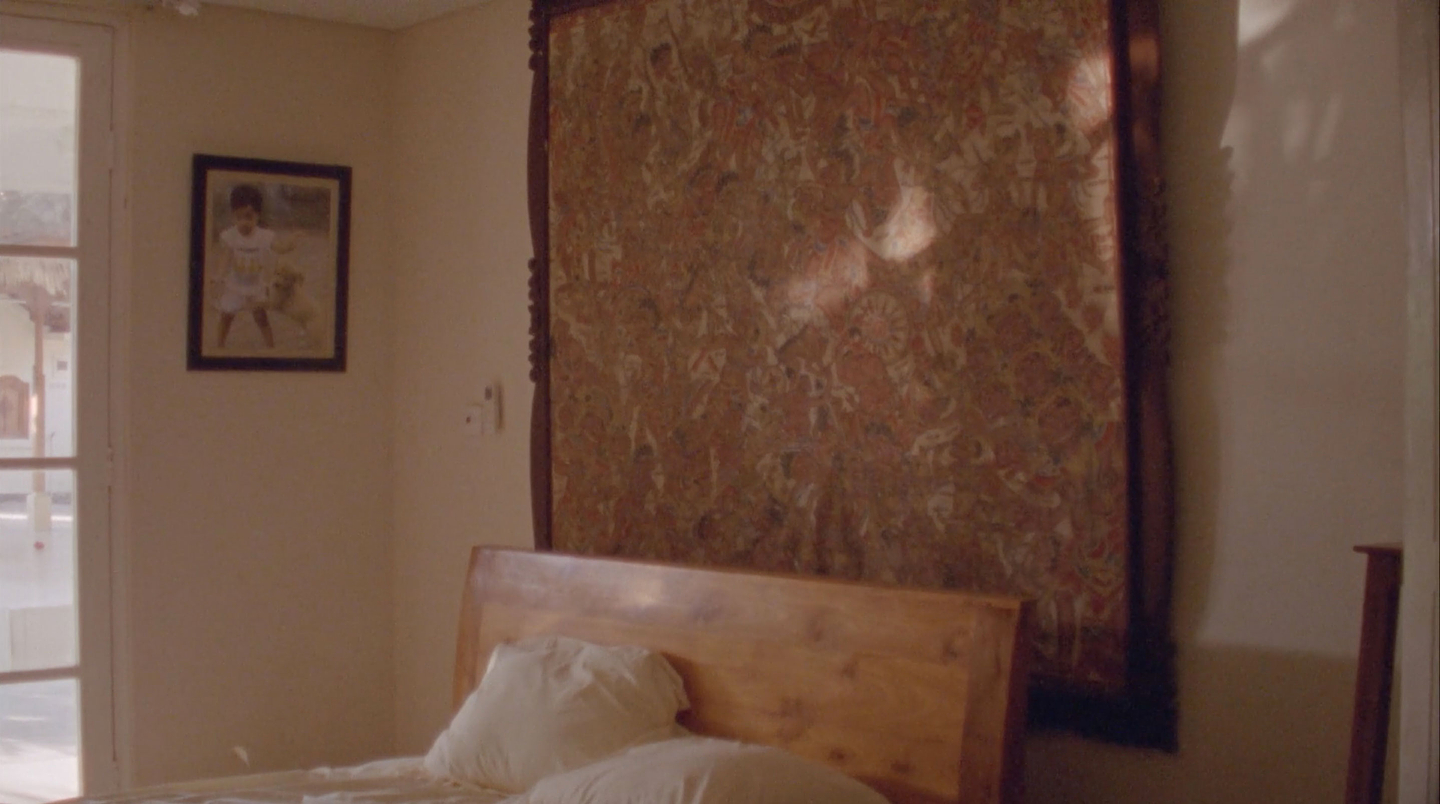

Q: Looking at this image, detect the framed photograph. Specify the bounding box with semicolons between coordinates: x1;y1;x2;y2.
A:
526;0;1174;747
187;153;351;371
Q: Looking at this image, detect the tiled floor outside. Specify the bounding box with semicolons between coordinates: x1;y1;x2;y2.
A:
0;680;76;804
0;499;79;804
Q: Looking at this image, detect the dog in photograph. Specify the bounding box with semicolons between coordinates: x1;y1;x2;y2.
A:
268;262;323;346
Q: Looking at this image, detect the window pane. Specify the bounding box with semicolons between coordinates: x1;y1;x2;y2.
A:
0;49;77;247
0;469;75;674
0;258;74;460
0;678;79;804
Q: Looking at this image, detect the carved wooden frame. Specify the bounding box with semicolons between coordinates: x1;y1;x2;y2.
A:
526;0;1175;749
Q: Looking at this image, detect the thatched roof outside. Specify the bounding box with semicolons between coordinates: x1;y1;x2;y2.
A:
0;256;72;299
0;257;74;334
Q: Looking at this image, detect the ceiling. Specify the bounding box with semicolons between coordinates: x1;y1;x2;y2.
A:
198;0;487;30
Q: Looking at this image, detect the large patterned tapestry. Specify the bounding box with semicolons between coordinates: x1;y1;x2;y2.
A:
545;0;1130;692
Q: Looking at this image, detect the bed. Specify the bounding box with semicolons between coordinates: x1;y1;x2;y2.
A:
75;547;1032;804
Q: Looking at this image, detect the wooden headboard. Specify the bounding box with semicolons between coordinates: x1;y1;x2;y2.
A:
452;548;1032;804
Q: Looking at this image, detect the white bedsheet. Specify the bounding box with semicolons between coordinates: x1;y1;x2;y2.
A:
65;758;513;804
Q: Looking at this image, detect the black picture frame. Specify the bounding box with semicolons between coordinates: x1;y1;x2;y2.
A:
187;153;351;372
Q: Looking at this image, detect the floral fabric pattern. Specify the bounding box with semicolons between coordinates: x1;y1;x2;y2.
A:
547;0;1127;689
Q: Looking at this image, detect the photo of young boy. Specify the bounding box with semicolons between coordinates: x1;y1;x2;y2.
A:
214;183;293;349
188;155;350;370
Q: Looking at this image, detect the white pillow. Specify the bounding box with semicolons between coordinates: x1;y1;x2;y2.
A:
515;737;892;804
423;635;689;792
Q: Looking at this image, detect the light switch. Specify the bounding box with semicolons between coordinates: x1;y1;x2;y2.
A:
479;383;499;434
464;384;501;437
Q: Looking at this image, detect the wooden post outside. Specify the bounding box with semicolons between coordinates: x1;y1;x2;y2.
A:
24;290;52;534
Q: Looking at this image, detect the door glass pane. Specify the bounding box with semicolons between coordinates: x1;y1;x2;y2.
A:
0;469;75;674
0;257;74;460
0;678;79;804
0;49;77;247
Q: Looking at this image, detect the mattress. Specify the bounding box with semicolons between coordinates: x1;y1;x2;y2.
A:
66;758;512;804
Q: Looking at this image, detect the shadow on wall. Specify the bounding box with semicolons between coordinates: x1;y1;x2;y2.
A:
1026;647;1357;803
1163;0;1236;656
1167;0;1404;652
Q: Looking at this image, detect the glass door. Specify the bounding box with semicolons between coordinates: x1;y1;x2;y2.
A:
0;14;114;803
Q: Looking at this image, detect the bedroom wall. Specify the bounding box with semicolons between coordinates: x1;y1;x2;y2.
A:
386;2;1412;804
388;2;534;751
124;6;396;784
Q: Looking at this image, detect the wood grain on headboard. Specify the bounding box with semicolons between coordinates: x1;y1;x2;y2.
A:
453;548;1032;804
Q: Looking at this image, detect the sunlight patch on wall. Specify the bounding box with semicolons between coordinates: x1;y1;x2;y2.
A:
1238;0;1298;46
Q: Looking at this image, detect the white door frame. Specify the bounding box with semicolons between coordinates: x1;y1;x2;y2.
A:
1398;0;1440;800
0;5;128;794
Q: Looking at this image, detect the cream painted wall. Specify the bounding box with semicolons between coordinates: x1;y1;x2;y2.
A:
125;6;396;785
387;1;1412;802
389;1;534;751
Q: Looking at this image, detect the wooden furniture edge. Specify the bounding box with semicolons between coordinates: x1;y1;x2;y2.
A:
959;599;1033;804
1345;543;1403;804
